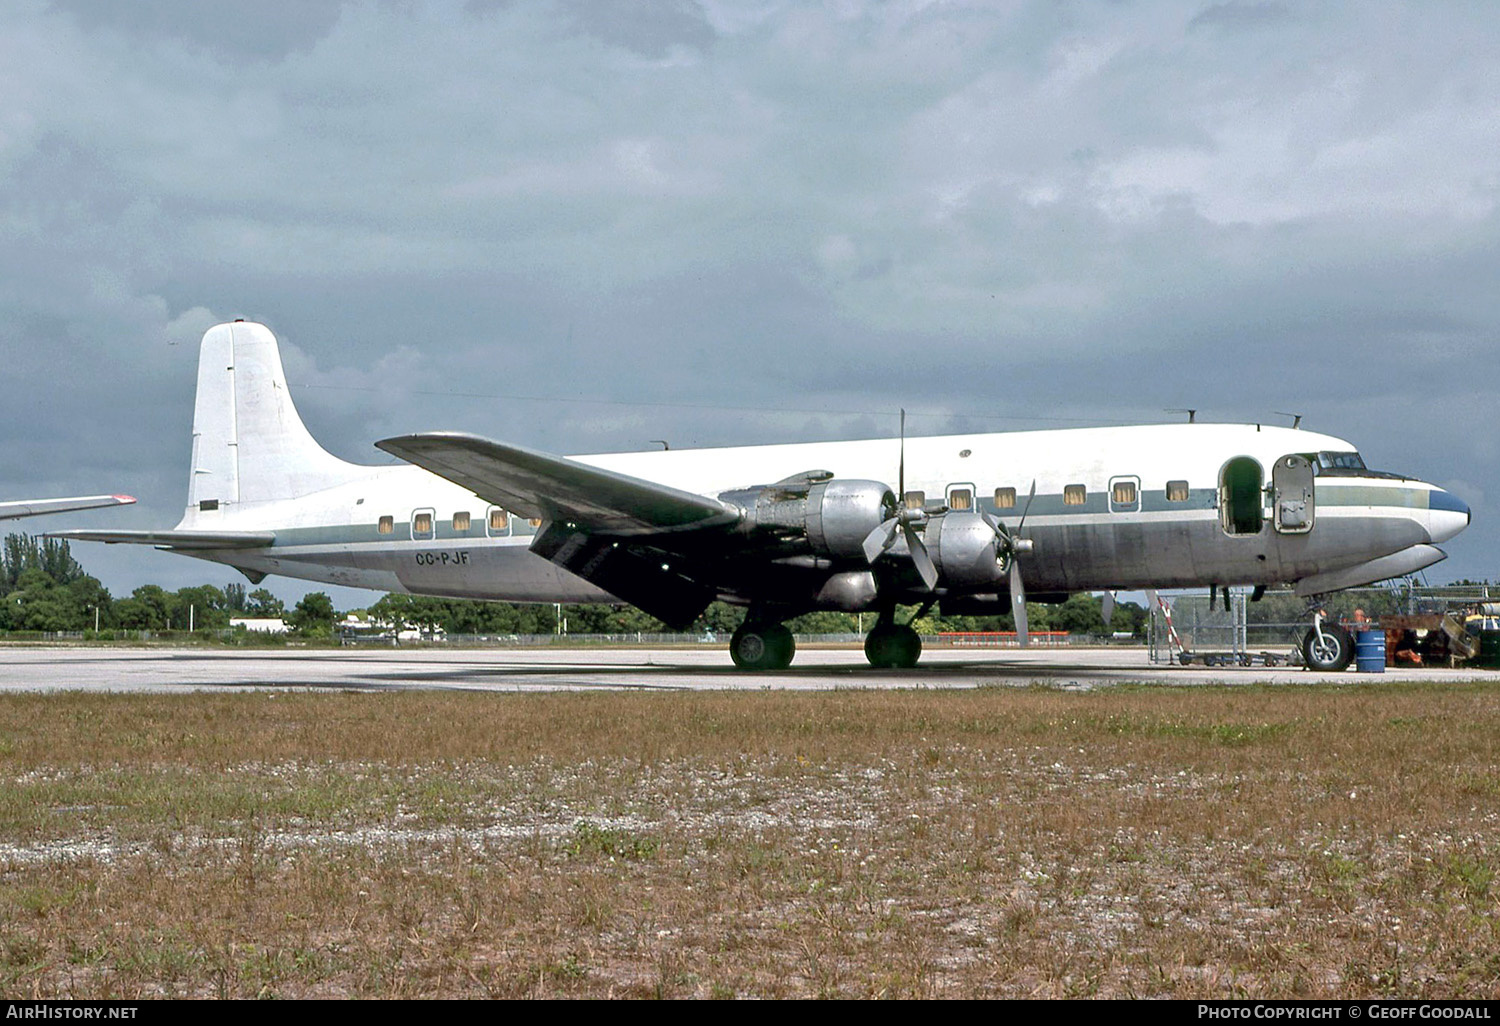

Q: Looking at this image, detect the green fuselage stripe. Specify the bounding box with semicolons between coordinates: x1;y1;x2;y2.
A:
251;480;1427;549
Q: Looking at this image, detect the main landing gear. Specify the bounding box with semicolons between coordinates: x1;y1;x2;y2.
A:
727;604;927;672
729;620;795;671
728;609;925;671
863;611;922;668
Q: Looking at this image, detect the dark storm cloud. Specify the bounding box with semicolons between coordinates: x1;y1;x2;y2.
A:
2;0;1498;601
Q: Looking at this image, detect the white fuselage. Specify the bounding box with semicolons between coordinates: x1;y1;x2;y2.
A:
174;422;1469;607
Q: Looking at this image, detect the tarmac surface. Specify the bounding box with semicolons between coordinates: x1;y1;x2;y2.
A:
0;644;1495;693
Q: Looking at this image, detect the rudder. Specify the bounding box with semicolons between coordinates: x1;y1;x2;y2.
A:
186;321;366;512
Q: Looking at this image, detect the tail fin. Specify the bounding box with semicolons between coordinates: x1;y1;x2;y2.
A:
186;321;367;513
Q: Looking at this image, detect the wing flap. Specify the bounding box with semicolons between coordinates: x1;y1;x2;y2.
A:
46;529;274;550
376;432;737;536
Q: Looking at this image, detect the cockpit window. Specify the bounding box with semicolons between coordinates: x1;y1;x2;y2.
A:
1302;451;1367;476
1317;451;1365;471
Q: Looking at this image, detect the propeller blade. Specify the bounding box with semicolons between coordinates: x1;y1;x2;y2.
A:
862;518;899;564
1009;558;1029;647
904;521;939;591
898;408;906;500
1102;590;1116;629
1017;479;1037;534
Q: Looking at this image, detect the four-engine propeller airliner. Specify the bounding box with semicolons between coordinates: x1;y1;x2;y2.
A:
51;321;1470;671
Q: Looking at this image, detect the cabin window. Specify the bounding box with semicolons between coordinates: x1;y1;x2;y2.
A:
452;511;471;532
487;506;509;535
904;491;925;510
1109;478;1140;513
412;510;435;541
1166;480;1190;502
994;487;1016;510
947;487;973;511
377;515;394;535
1063;484;1087;506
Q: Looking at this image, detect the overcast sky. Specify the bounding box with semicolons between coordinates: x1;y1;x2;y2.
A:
2;0;1497;605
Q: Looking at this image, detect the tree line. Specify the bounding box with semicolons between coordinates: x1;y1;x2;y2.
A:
365;590;1148;637
0;535;332;634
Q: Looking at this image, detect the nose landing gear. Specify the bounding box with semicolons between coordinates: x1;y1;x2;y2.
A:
1301;610;1354;671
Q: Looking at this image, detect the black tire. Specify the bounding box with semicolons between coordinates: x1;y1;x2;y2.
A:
864;624;922;669
1302;623;1354;671
730;623;795;671
764;624;795;669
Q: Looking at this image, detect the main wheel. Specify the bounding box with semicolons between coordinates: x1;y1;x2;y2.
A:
730;623;795;671
1301;623;1354;671
864;623;922;668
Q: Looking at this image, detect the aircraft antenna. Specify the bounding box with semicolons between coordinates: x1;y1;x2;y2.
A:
1166;408;1197;424
1273;411;1303;429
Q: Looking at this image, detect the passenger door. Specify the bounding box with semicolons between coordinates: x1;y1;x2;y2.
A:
1272;455;1315;534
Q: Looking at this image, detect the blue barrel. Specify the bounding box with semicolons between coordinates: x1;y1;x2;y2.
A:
1355;629;1386;673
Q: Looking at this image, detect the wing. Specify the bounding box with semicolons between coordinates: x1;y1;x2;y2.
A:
0;494;135;521
377;432;749;627
44;529;275;550
375;432;737;535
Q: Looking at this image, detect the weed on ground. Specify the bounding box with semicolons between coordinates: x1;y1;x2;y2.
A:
0;685;1497;998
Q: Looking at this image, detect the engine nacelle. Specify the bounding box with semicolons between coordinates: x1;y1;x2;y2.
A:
805;480;895;559
925;512;1008;590
726;478;895;560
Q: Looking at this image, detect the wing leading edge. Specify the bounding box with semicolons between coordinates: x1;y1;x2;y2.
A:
375;432;737;535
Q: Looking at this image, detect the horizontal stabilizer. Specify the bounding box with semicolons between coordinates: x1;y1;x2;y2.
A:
46;529;275;550
376;432;737;536
0;495;135;521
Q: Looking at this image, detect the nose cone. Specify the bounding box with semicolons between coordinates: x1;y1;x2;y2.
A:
1428;487;1471;544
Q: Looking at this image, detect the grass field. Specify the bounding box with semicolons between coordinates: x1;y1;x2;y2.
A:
1;683;1498;999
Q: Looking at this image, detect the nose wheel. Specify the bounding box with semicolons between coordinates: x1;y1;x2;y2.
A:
1301;621;1354;671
